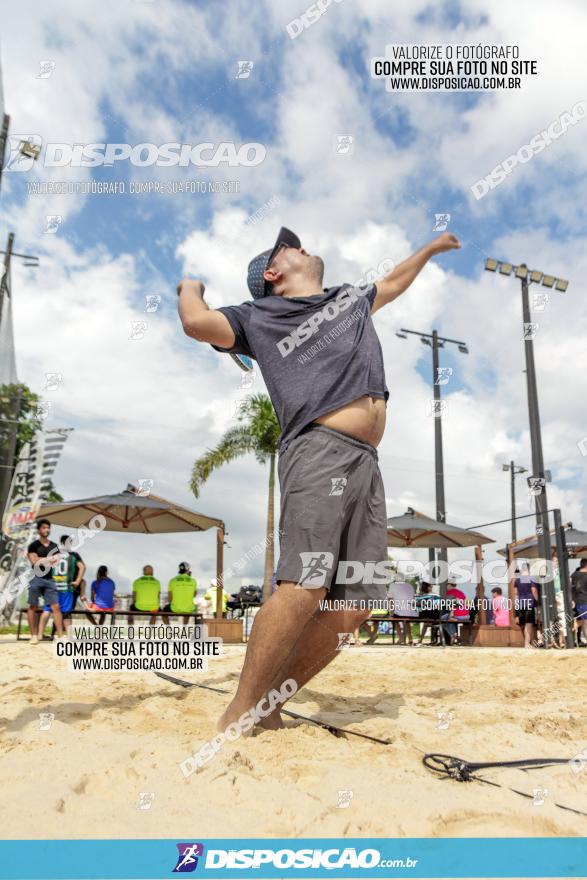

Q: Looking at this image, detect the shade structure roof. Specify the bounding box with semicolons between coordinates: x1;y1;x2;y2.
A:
497;526;587;559
38;485;224;534
387;508;494;548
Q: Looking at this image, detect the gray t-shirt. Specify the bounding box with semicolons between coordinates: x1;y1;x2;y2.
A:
212;283;389;449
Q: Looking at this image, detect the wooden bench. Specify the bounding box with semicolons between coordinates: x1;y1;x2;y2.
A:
88;609;204;624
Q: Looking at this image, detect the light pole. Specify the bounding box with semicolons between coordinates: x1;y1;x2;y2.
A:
396;327;469;593
501;461;527;543
0;234;40;518
0;232;39;316
0;232;39;337
0;113;9;195
485;258;568;642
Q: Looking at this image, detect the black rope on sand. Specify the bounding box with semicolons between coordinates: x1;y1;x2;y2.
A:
157;672;585;815
423;753;587;818
154;671;392;745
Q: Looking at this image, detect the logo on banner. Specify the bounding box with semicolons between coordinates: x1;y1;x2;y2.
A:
0;430;71;623
173;843;204;873
2;502;40;539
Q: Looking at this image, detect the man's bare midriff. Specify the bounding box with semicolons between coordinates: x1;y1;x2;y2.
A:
315;395;387;448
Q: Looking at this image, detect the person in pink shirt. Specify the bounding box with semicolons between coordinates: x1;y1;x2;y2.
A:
441;583;469;644
491;587;510;627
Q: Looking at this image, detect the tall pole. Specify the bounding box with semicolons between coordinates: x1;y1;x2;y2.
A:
509;460;517;543
431;330;448;592
0;234;16;522
0;114;9;195
0;235;40;521
0;232;14;305
553;508;574;650
520;267;554;642
397;327;468;595
486;257;568;642
216;524;225;620
501;461;527;542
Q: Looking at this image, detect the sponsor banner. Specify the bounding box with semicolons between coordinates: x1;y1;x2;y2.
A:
0;837;586;879
0;436;45;620
0;429;71;621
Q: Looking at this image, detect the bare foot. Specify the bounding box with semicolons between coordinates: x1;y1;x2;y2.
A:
258;709;285;731
216;701;258;737
217;701;285;735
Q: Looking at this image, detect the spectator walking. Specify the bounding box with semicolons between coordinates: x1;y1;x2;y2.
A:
514;564;540;648
571;558;587;647
515;564;540;647
38;535;86;637
26;519;63;643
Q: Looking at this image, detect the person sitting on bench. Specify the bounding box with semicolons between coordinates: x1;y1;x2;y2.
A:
416;581;442;645
162;562;198;624
441;582;469;645
389;576;418;645
84;565;116;625
129;565;162;624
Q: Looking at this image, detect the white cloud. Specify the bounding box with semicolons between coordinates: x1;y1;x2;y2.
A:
3;0;586;597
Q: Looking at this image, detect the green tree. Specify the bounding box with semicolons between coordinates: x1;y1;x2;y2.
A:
0;383;41;456
0;383;63;507
190;393;280;601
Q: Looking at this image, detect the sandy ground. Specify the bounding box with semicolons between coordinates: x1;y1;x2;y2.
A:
1;636;586;841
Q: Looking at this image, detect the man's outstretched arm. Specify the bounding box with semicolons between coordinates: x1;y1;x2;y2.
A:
177;278;235;347
370;231;461;315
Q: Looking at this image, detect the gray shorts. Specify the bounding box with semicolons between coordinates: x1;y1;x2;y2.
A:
276;424;388;607
28;576;59;607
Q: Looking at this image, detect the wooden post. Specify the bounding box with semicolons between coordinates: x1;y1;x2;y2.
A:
474;545;487;625
216;523;225;620
507;544;516;627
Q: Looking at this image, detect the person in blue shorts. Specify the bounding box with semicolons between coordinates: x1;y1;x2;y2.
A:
38;535;85;637
27;520;63;643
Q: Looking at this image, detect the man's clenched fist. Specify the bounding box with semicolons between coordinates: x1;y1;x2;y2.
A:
176;278;206;298
431;232;461;254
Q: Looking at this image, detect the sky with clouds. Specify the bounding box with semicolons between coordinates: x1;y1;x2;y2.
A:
1;0;586;597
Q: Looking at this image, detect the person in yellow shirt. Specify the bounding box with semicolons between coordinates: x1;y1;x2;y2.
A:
204;578;230;617
163;562;198;624
129;564;161;624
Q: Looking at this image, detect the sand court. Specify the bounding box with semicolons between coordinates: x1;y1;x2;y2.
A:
1;638;586;840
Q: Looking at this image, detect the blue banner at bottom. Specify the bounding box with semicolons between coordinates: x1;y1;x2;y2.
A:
0;838;586;879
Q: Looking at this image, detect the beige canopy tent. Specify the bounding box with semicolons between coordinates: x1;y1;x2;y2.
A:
39;484;226;618
497;525;587;559
387;508;494;548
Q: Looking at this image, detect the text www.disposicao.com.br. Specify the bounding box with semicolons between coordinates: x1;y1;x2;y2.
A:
70;657;202;672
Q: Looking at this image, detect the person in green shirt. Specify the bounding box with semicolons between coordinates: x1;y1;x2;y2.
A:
129;565;161;624
163;562;198;623
204;578;230;617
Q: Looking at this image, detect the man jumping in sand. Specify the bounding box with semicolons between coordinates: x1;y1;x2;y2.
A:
177;226;460;732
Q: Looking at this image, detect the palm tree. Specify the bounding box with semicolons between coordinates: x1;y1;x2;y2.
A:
190;393;280;602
